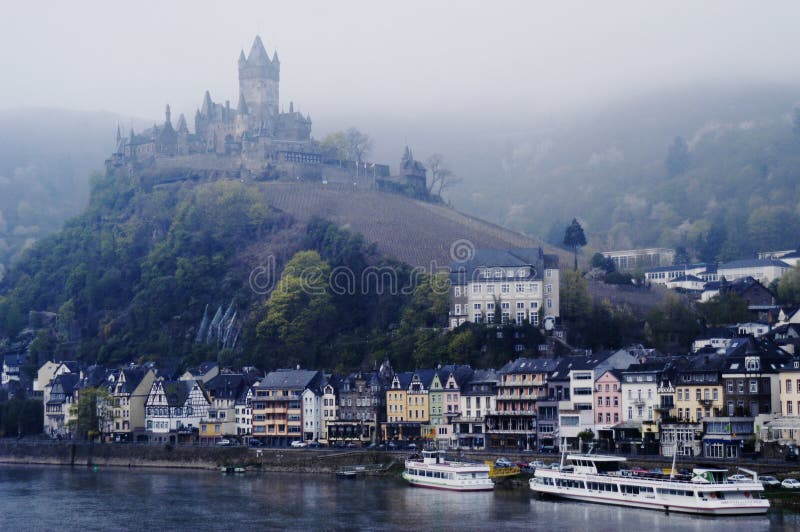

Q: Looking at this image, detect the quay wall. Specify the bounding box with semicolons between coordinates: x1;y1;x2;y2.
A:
0;441;399;472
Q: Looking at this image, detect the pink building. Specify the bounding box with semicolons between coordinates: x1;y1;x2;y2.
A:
594;370;622;440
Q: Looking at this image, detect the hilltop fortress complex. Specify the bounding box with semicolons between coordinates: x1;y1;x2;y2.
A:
108;36;427;195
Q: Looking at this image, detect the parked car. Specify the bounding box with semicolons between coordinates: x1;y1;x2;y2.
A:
759;475;780;487
406;443;418;450
549;462;561;470
531;460;546;469
387;441;399;450
630;467;648;475
515;461;529;469
495;457;514;468
217;438;232;446
781;478;800;489
248;439;264;448
290;440;307;448
728;474;751;483
307;441;321;449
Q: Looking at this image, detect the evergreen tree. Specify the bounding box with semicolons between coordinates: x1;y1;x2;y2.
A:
563;218;587;271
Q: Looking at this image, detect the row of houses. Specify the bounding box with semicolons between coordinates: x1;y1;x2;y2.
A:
31;329;800;461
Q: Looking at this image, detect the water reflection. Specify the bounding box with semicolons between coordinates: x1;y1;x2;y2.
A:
0;466;791;531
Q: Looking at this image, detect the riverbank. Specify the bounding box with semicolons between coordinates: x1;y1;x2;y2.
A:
0;441;399;473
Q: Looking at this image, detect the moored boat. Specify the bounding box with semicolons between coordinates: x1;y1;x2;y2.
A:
402;450;494;492
529;453;769;516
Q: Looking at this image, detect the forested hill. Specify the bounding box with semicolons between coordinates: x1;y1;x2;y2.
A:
0;170;560;374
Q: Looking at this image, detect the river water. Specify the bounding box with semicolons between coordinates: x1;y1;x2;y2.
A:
0;465;798;531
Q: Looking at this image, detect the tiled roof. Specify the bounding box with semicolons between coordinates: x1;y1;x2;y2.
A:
257;369;322;391
720;259;791;269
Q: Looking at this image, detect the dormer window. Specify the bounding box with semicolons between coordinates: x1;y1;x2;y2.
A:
745;357;760;372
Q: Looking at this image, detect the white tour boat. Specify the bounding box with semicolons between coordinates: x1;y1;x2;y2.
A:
402;449;494;491
529;453;769;515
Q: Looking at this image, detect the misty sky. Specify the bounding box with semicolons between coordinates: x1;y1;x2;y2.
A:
2;0;800;128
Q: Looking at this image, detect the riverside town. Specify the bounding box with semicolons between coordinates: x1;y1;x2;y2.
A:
4;13;800;527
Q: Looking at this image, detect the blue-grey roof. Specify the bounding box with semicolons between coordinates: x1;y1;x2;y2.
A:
257;369;322;391
645;263;709;273
721;259;791;269
449;247;558;284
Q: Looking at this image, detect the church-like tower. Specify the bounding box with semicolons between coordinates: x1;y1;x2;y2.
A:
238;35;280;122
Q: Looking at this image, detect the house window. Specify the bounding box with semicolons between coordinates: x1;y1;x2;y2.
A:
614;413;619;422
516;284;524;293
516;312;525;324
726;380;733;394
516;302;525;309
454;304;461;315
473;303;481;310
487;285;495;294
613;397;618;406
605;397;610;407
749;380;757;394
789;401;794;415
627;407;632;420
787;380;793;393
738;380;744;393
454;286;461;297
677;389;682;401
696;389;701;401
598;413;603;423
597;397;603;406
545;284;552;294
501;284;509;293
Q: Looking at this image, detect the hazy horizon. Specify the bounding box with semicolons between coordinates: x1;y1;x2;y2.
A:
3;1;800;127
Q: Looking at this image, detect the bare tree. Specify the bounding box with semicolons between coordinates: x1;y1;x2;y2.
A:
345;127;373;163
426;153;461;197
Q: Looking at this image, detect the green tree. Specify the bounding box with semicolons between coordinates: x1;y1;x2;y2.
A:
665;136;690;177
778;266;800;305
673;246;691;265
560;269;592;325
696;293;751;327
70;387;113;441
643;293;699;352
254;250;335;368
320;128;373;162
563;218;587;271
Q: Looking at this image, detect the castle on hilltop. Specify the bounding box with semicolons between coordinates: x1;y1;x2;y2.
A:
107;36;427;196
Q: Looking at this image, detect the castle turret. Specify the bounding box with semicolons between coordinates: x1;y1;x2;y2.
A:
165;104;172;126
237;92;249;115
238;35;279;121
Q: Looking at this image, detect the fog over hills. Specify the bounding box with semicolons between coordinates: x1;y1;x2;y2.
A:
1;82;799;280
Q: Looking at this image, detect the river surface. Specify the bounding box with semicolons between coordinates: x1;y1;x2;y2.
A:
0;465;798;531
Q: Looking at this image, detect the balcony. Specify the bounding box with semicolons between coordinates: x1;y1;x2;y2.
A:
699;398;715;407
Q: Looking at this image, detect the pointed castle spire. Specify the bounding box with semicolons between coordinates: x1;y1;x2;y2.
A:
165;104;172;126
201;90;213;115
247;35;270;65
116;124;122;143
238;50;246;65
237;92;249;115
176;113;188;133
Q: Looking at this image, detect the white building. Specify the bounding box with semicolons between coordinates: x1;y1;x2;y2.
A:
620;365;660;425
717;259;790;285
302;387;323;441
449;248;560;328
144;378;210;441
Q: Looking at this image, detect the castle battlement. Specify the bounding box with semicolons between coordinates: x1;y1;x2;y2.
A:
107;36;426;196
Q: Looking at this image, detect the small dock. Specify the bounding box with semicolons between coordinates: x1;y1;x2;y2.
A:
335;463;392;478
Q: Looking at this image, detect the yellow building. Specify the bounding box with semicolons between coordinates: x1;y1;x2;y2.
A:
778;366;800;417
674;356;725;422
382;371;432;442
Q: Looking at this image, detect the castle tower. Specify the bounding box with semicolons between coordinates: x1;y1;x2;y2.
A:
238;35;280;123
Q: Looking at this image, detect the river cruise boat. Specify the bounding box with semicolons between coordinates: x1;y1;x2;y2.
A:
529;454;769;515
402;450;494;491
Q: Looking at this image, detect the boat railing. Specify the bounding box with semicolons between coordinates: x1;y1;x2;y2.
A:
551;470;758;487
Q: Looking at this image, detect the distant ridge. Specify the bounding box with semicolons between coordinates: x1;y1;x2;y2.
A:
259;182;569;268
